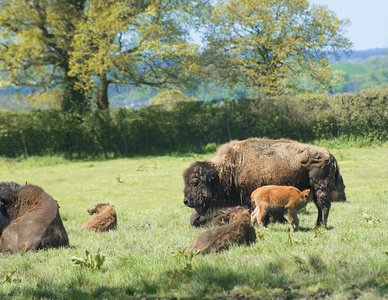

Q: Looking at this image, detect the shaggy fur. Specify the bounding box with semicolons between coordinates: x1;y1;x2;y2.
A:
183;138;346;228
250;185;314;232
190;206;248;227
188;209;256;254
80;203;117;232
0;182;69;254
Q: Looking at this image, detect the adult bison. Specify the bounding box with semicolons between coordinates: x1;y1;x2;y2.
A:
183;138;345;228
0;182;69;254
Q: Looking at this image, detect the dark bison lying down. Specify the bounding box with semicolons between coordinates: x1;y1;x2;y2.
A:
0;182;69;254
188;207;256;254
183;138;346;227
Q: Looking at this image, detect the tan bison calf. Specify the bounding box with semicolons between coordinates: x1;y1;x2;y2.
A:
188;207;256;254
250;185;314;232
80;203;117;232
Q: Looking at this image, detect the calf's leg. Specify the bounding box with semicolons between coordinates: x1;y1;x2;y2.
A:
257;204;269;229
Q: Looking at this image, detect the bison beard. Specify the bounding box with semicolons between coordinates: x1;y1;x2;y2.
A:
0;182;69;254
183;138;346;228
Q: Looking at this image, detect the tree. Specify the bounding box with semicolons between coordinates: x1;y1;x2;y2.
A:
149;89;197;109
201;0;352;95
0;0;208;112
68;0;207;110
0;0;90;114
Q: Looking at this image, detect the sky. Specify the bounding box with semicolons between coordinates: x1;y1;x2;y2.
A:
309;0;388;50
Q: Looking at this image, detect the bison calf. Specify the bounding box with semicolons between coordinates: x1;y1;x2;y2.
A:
80;203;117;232
250;185;314;232
188;208;256;254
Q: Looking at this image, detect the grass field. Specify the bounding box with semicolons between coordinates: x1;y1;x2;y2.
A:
0;143;387;299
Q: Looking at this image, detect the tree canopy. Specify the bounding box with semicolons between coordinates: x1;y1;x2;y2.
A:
149;89;197;109
201;0;352;95
0;0;206;113
0;0;352;112
0;0;89;113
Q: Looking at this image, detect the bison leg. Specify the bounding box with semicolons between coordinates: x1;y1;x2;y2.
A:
288;208;300;232
314;190;331;228
250;205;259;225
257;204;269;229
287;208;295;233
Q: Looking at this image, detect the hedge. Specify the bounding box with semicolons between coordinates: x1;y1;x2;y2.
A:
0;90;387;158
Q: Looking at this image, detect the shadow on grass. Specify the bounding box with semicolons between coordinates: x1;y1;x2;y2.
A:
1;284;139;300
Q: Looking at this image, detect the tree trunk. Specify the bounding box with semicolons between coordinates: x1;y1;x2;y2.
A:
62;74;90;115
96;73;110;110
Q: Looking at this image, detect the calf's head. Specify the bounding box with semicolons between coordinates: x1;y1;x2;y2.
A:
87;203;109;215
183;161;221;215
301;189;314;202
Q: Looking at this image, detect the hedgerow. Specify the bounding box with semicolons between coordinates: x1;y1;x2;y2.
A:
0;90;386;158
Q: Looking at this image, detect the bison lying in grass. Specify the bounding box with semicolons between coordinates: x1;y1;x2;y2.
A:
188;207;256;254
183;138;346;228
251;185;314;232
0;182;69;254
80;203;117;232
190;206;248;227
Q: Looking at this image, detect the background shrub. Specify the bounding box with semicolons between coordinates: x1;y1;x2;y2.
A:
0;90;387;158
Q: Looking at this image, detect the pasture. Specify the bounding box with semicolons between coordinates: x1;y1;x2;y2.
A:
0;144;387;299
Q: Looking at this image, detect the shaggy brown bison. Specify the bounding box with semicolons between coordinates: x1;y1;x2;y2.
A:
183;138;345;228
188;208;256;254
80;203;117;232
250;185;314;232
190;205;248;227
0;182;69;254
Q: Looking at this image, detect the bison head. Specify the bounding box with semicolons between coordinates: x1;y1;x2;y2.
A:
183;161;222;215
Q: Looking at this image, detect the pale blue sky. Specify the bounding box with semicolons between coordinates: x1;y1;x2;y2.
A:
191;0;388;51
309;0;388;50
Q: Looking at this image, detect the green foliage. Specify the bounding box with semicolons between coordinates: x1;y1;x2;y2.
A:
170;247;200;278
0;90;387;158
71;249;106;271
149;90;197;110
0;0;207;112
329;55;388;93
201;0;352;95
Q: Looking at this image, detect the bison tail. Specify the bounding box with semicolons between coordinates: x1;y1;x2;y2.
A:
332;156;346;202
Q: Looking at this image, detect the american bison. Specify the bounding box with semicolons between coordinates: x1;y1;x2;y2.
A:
250;185;314;232
0;182;69;254
190;205;248;227
80;203;117;232
183;138;345;228
188;208;256;254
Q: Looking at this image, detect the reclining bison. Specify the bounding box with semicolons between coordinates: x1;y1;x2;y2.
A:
183;138;346;228
80;203;117;232
188;207;256;254
190;206;248;227
0;182;69;254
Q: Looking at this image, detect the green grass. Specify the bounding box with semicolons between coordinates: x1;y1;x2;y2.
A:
0;144;387;299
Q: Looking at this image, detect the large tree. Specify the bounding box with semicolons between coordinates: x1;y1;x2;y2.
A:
0;0;207;112
0;0;89;114
68;0;207;110
201;0;352;95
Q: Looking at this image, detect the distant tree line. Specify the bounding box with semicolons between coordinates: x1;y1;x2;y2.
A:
0;90;386;158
